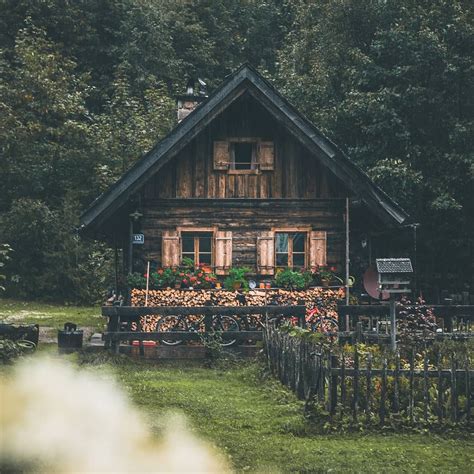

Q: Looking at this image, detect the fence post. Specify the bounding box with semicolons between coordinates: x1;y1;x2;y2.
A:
389;298;397;352
340;352;346;419
297;300;306;328
329;353;338;417
393;350;400;414
437;351;444;424
204;303;212;333
443;314;453;333
451;354;458;423
409;349;415;424
423;350;429;421
366;353;372;424
356;322;363;344
380;358;387;426
352;345;359;422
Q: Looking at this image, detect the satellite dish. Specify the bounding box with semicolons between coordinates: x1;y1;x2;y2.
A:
363;266;389;300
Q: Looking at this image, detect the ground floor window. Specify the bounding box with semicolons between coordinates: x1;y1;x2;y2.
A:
181;232;213;265
275;232;307;270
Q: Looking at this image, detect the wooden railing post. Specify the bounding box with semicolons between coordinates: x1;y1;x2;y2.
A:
352;345;359;422
329;353;338;418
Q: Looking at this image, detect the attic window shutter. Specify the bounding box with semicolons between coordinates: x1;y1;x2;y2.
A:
215;230;232;275
258;141;274;170
213;141;230;170
162;230;180;267
309;231;327;270
257;231;275;275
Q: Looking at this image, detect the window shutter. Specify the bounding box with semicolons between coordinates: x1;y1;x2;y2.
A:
257;231;275;275
213;141;230;170
215;230;232;275
309;231;327;270
162;230;180;267
258;141;274;170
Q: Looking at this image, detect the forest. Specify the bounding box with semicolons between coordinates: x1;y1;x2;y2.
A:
0;0;472;303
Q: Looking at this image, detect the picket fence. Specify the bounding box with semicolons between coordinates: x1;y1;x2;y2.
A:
264;325;472;427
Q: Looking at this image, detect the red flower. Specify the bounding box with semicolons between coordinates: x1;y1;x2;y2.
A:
158;269;163;275
179;272;184;276
182;279;188;285
143;273;148;278
330;266;337;272
197;272;203;278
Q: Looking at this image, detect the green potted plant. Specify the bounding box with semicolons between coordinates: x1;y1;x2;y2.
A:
274;268;313;290
318;266;335;287
224;267;251;291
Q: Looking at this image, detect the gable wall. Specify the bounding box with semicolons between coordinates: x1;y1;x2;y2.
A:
142;95;349;200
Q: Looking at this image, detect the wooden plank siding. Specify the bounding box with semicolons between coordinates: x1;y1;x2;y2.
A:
142;95;348;200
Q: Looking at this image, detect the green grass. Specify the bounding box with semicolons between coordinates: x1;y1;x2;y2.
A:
101;359;471;473
0;298;103;331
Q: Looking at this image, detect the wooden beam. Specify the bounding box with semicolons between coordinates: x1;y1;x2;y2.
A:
104;330;262;342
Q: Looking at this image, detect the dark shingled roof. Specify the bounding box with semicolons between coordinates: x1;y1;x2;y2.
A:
376;258;413;274
80;64;409;234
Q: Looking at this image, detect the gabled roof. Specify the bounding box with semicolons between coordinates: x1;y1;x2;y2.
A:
80;64;408;233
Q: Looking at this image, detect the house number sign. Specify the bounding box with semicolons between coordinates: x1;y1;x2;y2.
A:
132;233;145;245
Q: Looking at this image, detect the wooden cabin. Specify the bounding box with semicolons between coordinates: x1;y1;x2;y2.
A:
80;65;408;291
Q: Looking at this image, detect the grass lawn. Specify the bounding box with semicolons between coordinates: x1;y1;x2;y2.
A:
0;298;103;331
100;359;471;473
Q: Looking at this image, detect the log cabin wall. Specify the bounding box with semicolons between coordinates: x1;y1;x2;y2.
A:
140;200;345;271
138;93;351;273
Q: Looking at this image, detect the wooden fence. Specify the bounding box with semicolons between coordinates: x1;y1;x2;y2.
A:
337;304;474;333
102;305;306;353
264;325;473;427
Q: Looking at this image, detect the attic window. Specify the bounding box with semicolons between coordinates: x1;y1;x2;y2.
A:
231;141;256;171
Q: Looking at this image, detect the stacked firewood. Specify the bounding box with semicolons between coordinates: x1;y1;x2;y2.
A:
130;287;345;333
131;287;344;315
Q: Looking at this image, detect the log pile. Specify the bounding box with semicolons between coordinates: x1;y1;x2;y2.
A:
131;287;345;316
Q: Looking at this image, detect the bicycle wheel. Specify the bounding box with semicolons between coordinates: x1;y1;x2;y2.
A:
312;317;339;341
212;315;240;347
156;315;187;346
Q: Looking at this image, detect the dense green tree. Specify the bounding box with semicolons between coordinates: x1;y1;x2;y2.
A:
0;0;471;301
277;0;473;292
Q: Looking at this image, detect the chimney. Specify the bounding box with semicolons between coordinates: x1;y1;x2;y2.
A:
176;78;208;122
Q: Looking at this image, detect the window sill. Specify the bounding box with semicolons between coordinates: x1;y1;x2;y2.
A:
227;169;260;175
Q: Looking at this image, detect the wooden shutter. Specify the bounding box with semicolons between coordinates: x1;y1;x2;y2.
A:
258;141;274;170
213;141;230;170
162;230;180;267
215;230;232;275
257;231;275;275
309;231;327;270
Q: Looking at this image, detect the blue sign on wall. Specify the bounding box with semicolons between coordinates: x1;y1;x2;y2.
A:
132;233;145;245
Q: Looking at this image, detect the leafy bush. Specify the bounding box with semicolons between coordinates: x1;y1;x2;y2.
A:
397;297;437;345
